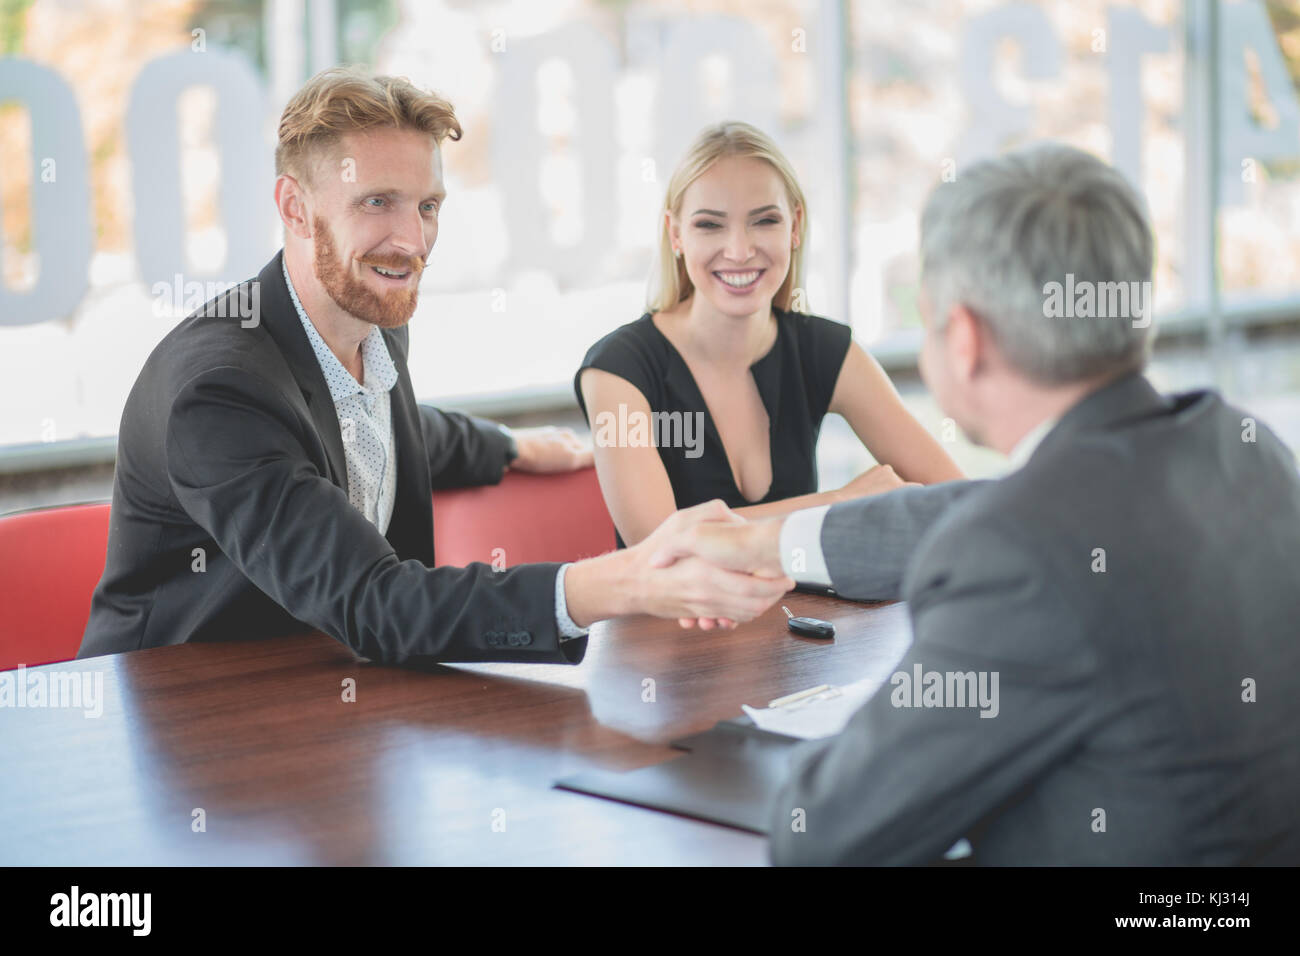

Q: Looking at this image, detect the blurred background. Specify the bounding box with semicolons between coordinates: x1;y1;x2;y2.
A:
2;0;1298;512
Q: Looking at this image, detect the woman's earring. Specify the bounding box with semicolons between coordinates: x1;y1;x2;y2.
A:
674;248;682;258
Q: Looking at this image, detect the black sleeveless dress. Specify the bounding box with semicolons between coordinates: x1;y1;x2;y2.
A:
574;308;853;546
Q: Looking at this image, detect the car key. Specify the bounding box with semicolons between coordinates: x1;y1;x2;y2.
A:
782;605;835;639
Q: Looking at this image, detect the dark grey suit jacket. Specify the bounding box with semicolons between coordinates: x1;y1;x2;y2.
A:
80;251;585;667
769;373;1300;864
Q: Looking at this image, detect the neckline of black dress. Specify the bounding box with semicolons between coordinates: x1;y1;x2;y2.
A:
640;310;783;505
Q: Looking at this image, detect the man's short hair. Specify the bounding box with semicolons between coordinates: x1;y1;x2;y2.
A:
920;142;1156;385
275;67;462;185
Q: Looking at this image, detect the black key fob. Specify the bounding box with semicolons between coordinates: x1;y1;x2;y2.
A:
782;606;835;639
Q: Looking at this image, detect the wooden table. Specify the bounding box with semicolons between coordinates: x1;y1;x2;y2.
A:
0;594;911;865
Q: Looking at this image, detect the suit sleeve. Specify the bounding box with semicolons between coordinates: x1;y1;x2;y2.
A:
418;404;513;490
164;365;583;666
819;480;987;600
768;522;1099;865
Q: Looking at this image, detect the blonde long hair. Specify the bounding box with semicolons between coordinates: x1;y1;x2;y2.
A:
648;121;808;313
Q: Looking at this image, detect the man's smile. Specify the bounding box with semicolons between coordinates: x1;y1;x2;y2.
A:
356;254;425;287
369;264;414;282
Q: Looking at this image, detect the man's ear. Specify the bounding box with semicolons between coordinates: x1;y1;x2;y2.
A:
275;174;312;240
945;303;986;385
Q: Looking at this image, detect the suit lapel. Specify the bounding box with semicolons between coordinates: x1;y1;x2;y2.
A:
256;251;349;488
381;325;436;565
303;384;350;492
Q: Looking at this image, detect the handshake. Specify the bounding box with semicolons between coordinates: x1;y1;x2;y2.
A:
563;464;906;631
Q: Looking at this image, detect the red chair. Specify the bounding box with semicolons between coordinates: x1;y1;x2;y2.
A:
433;466;617;567
0;469;615;671
0;501;112;671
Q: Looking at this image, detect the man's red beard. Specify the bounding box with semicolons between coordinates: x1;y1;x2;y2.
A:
312;215;425;328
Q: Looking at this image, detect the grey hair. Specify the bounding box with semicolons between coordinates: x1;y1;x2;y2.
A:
920;142;1156;385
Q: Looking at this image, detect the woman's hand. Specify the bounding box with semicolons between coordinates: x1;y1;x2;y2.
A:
833;463;915;503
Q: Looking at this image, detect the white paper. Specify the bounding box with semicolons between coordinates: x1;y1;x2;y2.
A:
741;675;884;740
744;676;977;862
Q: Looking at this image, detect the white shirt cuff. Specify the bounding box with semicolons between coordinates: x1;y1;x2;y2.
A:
554;563;589;640
779;505;833;587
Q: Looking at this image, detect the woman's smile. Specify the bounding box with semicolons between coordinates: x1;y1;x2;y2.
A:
713;268;765;293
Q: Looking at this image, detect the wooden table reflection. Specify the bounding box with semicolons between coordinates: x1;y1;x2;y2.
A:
0;594;911;865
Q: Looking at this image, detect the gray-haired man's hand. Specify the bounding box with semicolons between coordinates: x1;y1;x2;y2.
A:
647;504;788;630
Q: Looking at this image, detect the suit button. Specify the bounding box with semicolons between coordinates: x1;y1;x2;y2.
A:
486;631;502;647
508;631;532;647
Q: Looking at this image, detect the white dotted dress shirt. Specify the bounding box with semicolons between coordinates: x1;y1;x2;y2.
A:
281;258;587;641
283;257;398;534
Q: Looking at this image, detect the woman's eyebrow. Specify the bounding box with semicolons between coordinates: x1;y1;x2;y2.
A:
690;204;781;216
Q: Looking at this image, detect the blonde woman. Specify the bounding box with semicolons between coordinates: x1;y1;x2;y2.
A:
576;121;963;547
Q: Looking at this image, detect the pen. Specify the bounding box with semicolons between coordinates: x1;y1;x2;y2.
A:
769;684;833;709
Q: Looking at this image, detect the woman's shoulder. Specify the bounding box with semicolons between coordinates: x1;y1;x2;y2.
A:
773;307;856;413
580;312;665;365
775;305;853;340
576;313;672;409
775;306;854;364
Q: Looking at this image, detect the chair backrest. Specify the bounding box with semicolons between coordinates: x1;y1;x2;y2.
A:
0;470;616;670
432;466;617;568
0;502;112;671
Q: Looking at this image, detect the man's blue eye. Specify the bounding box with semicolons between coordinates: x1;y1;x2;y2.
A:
366;197;385;207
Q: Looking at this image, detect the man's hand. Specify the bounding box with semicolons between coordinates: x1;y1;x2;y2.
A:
644;507;787;630
563;500;793;629
630;501;791;626
628;553;791;627
646;513;785;577
510;426;593;473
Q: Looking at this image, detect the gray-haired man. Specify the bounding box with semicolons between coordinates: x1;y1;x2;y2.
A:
654;142;1300;865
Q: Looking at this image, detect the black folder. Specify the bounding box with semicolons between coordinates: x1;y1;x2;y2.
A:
553;720;805;834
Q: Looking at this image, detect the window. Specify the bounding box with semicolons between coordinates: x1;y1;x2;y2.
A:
1;0;1297;463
